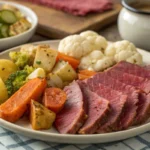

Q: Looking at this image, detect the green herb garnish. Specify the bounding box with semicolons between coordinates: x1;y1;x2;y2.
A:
36;61;41;65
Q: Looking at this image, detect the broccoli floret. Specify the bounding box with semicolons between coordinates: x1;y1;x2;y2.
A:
5;64;35;97
24;65;35;74
9;51;29;69
5;70;28;97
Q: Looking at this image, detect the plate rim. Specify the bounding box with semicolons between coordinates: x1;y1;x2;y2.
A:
0;40;150;144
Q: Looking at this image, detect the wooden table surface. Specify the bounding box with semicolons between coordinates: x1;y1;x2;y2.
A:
28;0;122;43
29;23;122;43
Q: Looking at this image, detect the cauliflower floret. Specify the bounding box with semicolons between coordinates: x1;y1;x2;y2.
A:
115;40;137;53
94;57;114;71
58;31;108;59
80;30;99;37
104;44;116;57
20;44;38;55
105;40;137;57
58;35;93;59
79;50;115;71
115;50;142;65
80;30;107;52
105;40;142;65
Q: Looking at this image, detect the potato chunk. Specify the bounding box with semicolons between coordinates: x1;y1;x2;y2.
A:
52;60;77;81
0;78;8;104
0;59;17;81
33;46;58;72
30;100;56;130
47;73;63;88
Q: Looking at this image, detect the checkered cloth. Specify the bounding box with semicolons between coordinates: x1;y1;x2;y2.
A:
0;127;150;150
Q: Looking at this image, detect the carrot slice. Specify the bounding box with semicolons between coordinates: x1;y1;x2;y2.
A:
78;73;90;80
56;52;80;70
43;88;67;113
79;70;97;76
0;78;47;123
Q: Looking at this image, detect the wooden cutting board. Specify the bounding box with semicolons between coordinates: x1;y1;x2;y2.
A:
8;0;121;39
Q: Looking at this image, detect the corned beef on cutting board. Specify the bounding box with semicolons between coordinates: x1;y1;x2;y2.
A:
55;61;150;134
24;0;113;16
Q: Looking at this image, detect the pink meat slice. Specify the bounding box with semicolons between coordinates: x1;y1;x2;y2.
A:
78;81;109;134
134;93;150;125
91;72;139;130
111;61;150;79
84;78;127;133
24;0;113;16
105;68;150;125
54;81;87;134
106;69;150;94
144;65;150;70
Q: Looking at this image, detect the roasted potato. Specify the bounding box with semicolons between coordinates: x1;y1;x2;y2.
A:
33;46;58;72
0;59;17;81
0;78;8;104
20;44;50;64
52;60;77;81
47;73;63;88
30;100;56;130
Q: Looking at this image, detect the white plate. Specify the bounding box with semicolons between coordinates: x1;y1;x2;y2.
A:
0;40;150;144
0;1;38;51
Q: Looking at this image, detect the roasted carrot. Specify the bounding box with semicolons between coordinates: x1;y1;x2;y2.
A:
56;52;80;69
79;70;97;76
43;88;67;113
78;70;97;80
78;73;90;80
0;78;47;123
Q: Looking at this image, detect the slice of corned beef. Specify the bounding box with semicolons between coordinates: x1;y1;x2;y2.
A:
91;72;139;130
144;65;150;70
77;81;109;134
24;0;113;16
55;81;87;134
134;93;150;125
111;61;150;79
84;78;127;133
106;69;150;94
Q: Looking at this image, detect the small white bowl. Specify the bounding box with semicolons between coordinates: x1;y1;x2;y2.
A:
118;0;150;50
0;1;38;51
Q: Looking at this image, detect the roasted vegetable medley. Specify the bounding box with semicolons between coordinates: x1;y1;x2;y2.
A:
0;4;31;39
0;44;80;130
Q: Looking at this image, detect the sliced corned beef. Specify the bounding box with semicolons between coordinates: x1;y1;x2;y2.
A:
91;72;139;130
106;69;150;94
105;68;150;125
111;61;150;79
84;78;127;132
144;65;150;70
134;93;150;125
55;81;87;134
78;81;109;134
